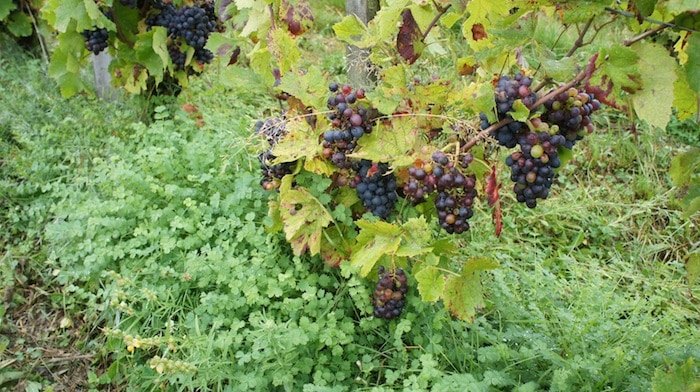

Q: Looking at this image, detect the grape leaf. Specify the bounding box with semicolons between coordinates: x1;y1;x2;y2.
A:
0;2;16;20
333;14;367;43
277;66;328;110
48;30;90;97
631;42;677;129
7;11;32;37
673;68;698;120
415;266;444;302
397;9;423;65
133;27;168;85
353;116;423;167
278;176;333;256
509;100;530;122
684;33;700;94
592;45;641;98
268;27;301;74
351;220;402;277
462;0;510;51
670;148;700;187
687;252;700;288
395;217;433;257
272;117;320;165
442;257;498;321
628;0;658;22
279;0;314;37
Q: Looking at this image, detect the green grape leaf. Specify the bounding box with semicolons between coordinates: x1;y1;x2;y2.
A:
333;14;367;44
687;252;700;288
665;0;700;14
509;100;530;122
239;1;270;38
48;30;90;97
132;28;168;86
352;116;423;167
367;65;409;114
670;148;700;187
630;0;658;21
0;2;17;20
592;45;642;97
395;217;433;257
351;220;402;277
631;42;677;129
442;257;499;321
7;11;33;37
684;33;700;94
278;176;333;256
415;266;444;302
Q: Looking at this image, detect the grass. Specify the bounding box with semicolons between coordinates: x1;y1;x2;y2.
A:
1;31;699;391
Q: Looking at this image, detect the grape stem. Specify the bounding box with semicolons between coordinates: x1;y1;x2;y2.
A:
461;54;598;153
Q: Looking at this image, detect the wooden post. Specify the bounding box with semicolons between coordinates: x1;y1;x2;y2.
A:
92;52;118;101
345;0;379;88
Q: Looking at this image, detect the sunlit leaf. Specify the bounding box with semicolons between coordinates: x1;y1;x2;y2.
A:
631;42;677;129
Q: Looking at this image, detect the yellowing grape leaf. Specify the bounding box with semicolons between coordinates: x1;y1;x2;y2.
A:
673;64;698;121
277;66;328;110
272;117;319;164
352;116;424;167
462;0;509;51
351;220;402;277
395;217;433;257
278;176;333;256
443;257;498;321
631;42;677;129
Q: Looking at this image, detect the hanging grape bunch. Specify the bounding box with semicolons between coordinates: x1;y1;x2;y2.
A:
350;160;398;219
321;82;373;169
82;27;110;55
373;266;408;320
480;73;537;148
541;87;601;149
256;117;296;191
146;1;220;70
480;73;602;209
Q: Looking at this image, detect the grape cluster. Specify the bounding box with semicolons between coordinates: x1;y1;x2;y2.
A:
506;131;566;208
541;87;601;149
402;151;477;234
480;73;537;148
373;266;408;319
321;83;372;169
147;1;218;68
82;27;109;55
256;118;295;190
350;160;398;219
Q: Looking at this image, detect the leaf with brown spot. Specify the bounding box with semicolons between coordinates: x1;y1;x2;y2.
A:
397;9;423;65
280;0;314;37
471;23;487;41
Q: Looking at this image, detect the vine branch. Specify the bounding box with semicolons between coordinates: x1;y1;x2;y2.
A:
604;7;699;33
422;3;452;41
622;24;667;47
565;16;594;57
